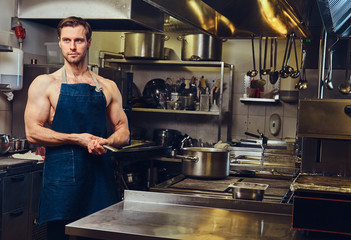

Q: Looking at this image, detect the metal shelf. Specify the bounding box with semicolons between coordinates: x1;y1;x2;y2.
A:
104;59;231;68
240;97;279;103
103;58;234;142
132;107;220;115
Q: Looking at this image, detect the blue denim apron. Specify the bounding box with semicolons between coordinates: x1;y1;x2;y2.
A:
37;67;117;224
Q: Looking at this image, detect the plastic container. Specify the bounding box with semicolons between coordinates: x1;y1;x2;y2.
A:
0;30;12;46
44;42;64;64
0;48;23;90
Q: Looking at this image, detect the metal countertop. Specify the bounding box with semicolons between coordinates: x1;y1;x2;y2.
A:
66;190;308;240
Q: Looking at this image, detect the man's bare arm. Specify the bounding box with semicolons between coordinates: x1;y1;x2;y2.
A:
105;81;130;147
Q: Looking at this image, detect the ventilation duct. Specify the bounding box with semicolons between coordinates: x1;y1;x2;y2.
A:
316;0;351;37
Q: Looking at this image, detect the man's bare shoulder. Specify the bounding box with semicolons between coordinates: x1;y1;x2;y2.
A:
30;70;61;89
94;73;118;90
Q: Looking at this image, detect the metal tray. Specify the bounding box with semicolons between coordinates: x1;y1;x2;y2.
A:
229;182;269;201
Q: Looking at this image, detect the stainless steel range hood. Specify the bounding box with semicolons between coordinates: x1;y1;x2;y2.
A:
144;0;312;38
316;0;351;37
18;0;164;32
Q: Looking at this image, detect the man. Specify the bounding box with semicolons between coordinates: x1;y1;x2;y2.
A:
24;16;130;240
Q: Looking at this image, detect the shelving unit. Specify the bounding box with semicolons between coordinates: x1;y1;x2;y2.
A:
240;96;279;103
104;59;234;141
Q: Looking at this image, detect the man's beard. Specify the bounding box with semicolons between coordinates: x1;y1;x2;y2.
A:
64;51;87;65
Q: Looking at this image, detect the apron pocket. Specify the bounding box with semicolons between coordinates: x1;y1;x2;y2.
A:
43;148;75;186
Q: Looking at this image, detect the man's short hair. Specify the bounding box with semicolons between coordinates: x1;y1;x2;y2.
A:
57;16;92;41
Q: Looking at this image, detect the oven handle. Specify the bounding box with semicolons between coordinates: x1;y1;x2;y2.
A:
344;105;351;115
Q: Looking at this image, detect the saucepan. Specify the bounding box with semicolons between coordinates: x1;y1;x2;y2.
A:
175;147;230;179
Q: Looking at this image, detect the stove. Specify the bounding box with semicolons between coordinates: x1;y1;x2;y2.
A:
151;174;293;204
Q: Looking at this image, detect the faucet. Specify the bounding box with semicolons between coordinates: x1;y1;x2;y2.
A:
244;129;267;149
257;129;267;149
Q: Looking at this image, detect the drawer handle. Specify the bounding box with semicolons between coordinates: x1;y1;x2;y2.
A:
10;209;23;217
11;175;25;182
345;105;351;115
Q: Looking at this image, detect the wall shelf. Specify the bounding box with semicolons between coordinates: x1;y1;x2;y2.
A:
132;107;220;115
103;59;234;141
240;97;279;103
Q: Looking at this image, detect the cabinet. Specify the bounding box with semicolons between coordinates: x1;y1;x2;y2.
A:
1;173;30;240
103;59;234;141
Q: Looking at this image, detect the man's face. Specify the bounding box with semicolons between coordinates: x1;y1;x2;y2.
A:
59;25;91;65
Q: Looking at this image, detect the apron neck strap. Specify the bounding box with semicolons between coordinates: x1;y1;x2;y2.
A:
61;66;102;92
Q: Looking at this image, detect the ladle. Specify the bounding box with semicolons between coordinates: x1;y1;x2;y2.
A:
247;35;258;77
280;34;291;78
338;37;351;95
295;49;308;90
253;35;266;88
270;38;279;84
261;36;270;75
323;49;334;90
290;35;300;78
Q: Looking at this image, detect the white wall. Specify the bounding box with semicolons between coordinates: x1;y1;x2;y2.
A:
89;32;300;143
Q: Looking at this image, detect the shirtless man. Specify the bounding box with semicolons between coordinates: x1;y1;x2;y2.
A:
24;16;129;240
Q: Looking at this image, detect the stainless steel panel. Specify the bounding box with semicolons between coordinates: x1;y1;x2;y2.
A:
18;0;164;31
66;190;299;240
145;0;311;38
298;99;351;139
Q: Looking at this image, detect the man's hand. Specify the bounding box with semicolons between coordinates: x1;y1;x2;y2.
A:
87;137;108;155
78;133;108;155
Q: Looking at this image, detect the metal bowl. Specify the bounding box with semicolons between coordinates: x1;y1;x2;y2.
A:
0;134;10;154
229;182;269;201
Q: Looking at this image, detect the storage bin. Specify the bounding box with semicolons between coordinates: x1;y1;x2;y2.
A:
44;42;64;64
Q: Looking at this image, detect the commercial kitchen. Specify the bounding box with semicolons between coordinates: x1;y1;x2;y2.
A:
1;0;351;239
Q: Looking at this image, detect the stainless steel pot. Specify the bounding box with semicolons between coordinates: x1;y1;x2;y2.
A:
124;32;169;59
177;34;223;61
177;147;230;179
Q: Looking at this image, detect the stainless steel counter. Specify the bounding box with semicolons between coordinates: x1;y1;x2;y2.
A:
66;190;308;240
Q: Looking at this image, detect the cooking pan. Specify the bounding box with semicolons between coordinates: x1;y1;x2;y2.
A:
176;147;230;179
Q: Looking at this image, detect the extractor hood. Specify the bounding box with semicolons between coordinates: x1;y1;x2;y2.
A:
316;0;351;37
18;0;164;32
144;0;313;38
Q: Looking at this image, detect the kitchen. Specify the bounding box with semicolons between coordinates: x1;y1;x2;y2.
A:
1;0;351;239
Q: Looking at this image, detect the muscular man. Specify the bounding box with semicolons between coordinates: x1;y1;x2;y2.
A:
24;16;129;240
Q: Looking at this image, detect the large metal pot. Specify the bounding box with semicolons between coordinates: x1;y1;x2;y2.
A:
124;32;169;59
177;34;223;61
178;147;230;179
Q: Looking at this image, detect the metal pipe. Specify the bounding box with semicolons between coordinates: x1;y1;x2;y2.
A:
318;29;327;99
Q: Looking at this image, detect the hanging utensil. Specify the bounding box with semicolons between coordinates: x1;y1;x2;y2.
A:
247;35;258;77
290;35;300;78
323;49;334;90
338;37;351;95
251;36;266;88
280;34;291;78
270;38;279;84
261;37;270;75
284;33;295;75
295;49;308;90
324;38;339;90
